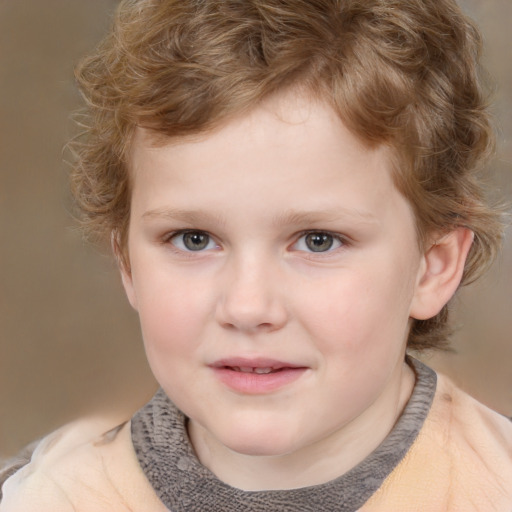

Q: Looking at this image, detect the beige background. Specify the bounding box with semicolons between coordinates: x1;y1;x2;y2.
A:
1;0;511;457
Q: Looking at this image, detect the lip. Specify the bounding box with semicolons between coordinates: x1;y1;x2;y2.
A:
210;357;308;394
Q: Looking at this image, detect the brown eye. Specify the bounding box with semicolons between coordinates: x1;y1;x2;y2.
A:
171;231;215;251
304;233;334;252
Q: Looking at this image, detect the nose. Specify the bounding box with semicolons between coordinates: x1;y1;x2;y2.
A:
215;254;288;333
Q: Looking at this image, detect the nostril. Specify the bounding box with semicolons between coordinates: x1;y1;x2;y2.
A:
220;321;277;333
215;283;288;332
257;322;275;331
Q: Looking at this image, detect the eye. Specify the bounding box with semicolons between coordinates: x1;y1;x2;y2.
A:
169;231;217;252
293;232;343;253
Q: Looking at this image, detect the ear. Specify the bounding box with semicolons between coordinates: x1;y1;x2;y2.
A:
410;228;474;320
111;231;138;311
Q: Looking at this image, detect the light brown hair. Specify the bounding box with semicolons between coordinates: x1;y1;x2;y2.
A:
71;0;504;350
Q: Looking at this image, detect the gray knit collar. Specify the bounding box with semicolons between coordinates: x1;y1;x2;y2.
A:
131;358;436;511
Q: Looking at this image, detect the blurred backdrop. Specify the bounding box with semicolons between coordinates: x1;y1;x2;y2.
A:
1;0;511;457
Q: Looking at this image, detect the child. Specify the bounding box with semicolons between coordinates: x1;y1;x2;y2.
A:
1;0;511;509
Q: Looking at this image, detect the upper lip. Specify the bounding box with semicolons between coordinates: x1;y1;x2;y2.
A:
210;357;306;370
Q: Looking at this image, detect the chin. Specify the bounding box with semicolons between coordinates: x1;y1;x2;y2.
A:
230;442;291;457
220;428;299;457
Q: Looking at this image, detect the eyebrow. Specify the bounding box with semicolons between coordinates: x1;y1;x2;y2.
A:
271;208;378;227
142;208;228;227
142;207;377;227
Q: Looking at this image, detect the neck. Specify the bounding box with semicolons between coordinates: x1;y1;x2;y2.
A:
188;360;415;491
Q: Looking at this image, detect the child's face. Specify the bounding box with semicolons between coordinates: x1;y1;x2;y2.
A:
123;92;424;463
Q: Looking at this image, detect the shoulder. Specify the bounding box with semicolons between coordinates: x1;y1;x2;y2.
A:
0;439;40;494
365;369;512;511
0;416;167;512
428;373;512;468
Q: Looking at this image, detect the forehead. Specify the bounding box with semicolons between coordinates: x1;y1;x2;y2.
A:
128;91;406;227
130;90;390;177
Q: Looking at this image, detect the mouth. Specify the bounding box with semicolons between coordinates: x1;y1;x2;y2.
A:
211;357;305;372
210;358;308;393
227;366;286;374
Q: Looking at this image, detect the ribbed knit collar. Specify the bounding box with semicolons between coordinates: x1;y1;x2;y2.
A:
131;358;436;511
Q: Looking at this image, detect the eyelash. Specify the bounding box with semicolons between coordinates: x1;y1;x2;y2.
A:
162;229;350;255
294;230;349;255
163;230;219;253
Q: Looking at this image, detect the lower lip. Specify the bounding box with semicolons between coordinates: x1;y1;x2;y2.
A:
211;367;307;394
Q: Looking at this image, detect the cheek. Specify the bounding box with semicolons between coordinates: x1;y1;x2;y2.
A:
132;269;212;356
299;267;414;354
135;286;207;397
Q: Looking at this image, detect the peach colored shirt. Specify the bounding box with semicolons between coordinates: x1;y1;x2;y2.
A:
1;372;511;511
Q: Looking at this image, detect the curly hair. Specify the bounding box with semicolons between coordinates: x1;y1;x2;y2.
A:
71;0;504;350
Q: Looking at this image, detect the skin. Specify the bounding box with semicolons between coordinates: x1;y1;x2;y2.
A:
121;91;471;491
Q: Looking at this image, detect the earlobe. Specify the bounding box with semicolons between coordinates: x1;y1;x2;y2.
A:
111;231;138;311
120;265;138;310
410;228;474;320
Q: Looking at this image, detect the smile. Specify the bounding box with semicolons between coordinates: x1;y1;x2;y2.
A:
228;366;288;374
210;358;308;394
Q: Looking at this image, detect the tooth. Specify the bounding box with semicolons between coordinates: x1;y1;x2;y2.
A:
254;367;273;374
239;367;254;373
